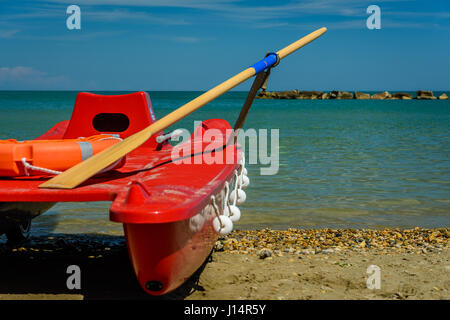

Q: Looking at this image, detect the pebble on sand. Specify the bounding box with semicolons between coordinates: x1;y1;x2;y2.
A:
217;228;449;256
258;248;273;259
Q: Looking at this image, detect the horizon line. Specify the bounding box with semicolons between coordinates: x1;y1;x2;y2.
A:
1;89;449;92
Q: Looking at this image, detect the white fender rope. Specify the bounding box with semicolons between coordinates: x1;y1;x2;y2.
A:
223;181;230;211
232;171;240;206
211;195;223;228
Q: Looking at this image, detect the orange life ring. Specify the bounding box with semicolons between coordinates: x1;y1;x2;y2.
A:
0;134;125;177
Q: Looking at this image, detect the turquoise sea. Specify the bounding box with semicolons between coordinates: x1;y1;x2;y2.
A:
0;91;449;236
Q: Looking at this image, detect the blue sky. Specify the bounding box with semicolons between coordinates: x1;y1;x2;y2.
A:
0;0;449;91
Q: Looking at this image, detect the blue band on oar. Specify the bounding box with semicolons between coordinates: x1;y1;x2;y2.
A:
250;52;279;74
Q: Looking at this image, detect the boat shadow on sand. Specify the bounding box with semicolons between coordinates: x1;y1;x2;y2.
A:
0;234;209;300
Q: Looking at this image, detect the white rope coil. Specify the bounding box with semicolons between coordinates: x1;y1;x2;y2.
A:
21;158;62;176
98;136;123;142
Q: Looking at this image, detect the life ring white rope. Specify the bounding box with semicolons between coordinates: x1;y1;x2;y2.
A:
20;136;124;177
21;158;62;176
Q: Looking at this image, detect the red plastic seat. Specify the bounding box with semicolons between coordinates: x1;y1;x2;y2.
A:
63;91;160;148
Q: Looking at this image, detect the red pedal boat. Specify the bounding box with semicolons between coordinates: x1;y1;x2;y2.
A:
0;91;243;295
0;28;326;296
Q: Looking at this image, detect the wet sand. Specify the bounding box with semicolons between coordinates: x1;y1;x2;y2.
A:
0;228;448;300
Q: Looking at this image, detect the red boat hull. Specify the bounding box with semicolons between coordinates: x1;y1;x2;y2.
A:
124;219;217;295
0;91;242;296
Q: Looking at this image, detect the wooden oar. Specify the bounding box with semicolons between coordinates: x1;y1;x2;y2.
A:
39;27;327;189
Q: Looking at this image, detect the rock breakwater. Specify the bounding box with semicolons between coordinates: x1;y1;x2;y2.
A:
257;90;449;100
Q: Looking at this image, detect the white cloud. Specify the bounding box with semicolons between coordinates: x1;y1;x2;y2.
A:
171;36;201;43
0;66;71;89
252;22;289;29
40;0;416;17
0;29;20;38
85;9;190;25
0;66;43;80
1;3;190;26
3;0;446;32
42;0;241;10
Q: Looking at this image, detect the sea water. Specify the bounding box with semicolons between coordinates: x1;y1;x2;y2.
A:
0;91;449;235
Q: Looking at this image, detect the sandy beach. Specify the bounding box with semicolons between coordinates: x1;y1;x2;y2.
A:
191;248;449;300
0;228;448;300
